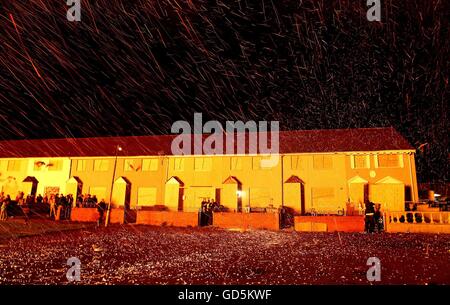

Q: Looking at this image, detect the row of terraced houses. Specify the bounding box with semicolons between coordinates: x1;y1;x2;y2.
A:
0;127;418;218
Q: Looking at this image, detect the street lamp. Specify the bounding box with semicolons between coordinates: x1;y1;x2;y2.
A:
105;144;122;227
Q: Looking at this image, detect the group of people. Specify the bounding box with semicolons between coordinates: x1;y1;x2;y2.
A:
0;190;110;222
0;193;12;220
200;198;221;213
76;194;100;208
0;192;33;221
0;192;76;220
364;200;384;233
199;199;222;226
44;193;75;220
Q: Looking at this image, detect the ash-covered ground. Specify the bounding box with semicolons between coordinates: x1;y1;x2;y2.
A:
0;224;449;285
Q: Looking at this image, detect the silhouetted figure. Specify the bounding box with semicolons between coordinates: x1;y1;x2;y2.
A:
76;194;83;208
97;199;107;225
364;200;376;233
374;203;383;233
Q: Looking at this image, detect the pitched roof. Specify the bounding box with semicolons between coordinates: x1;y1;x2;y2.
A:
0;127;414;158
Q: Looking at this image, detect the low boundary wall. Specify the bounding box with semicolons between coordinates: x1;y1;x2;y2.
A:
136;211;198;227
385;211;450;233
70;208;124;224
213;212;280;231
294;216;364;232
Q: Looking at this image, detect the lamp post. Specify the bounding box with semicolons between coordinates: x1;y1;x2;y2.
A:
105;144;122;227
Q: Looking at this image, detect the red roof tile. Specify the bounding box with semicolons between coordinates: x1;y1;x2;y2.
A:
0;127;413;158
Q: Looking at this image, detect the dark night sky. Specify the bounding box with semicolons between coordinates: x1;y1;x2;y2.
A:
0;0;448;182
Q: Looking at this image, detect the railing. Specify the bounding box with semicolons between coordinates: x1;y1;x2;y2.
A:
385;211;450;225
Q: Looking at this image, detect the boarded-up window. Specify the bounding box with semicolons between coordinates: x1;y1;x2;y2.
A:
125;159;142;172
48;159;63;171
77;160;87;171
378;154;399;168
173;158;185;171
290;156;302;170
312;187;335;210
194;157;212;171
353;155;369;169
313;155;333;169
230;157;242;170
7;160;22;171
89;187;107;200
142;159;158;171
94;159;110;171
249;188;271;207
137;187;157;206
186;187;215;212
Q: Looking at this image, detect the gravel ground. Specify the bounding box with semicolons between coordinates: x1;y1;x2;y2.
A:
0;225;449;285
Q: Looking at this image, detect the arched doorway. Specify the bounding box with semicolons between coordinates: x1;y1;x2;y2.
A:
348;175;368;215
164;176;184;211
283;175;305;215
22;176;38;196
370;176;405;212
66;176;83;201
222;176;242;212
112;177;133;223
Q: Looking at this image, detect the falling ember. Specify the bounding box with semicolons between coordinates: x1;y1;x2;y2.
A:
9;13;42;79
0;0;447;293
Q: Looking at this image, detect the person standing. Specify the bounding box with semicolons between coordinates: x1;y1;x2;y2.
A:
49;194;57;219
36;194;43;205
97;199;107;225
76;194;83;208
1;195;10;220
16;192;25;206
374;203;384;233
59;194;67;220
364;200;376;233
66;194;73;219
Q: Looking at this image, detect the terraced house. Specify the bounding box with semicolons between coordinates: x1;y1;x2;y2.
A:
0;127;418;217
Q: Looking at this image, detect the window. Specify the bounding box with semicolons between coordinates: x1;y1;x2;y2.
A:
142;159;158;171
7;160;21;171
311;187;336;211
230;157;242;170
93;159;110;171
377;154;400;168
313;155;333;169
194;157;212;171
125;159;142;172
249;187;271;208
173;158;185;171
137;187;157;206
77;160;87;171
352;155;369;169
290;156;302;170
48;159;63;171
